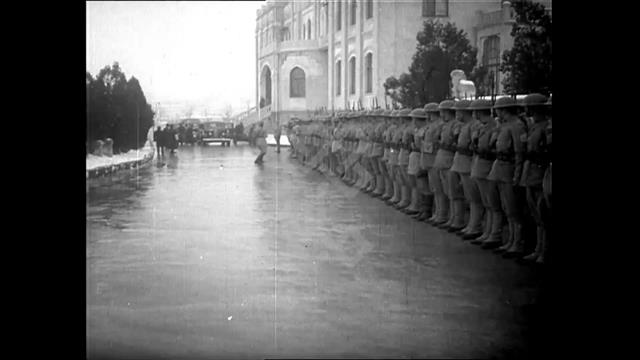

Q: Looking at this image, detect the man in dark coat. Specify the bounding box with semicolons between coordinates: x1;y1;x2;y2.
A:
153;126;164;157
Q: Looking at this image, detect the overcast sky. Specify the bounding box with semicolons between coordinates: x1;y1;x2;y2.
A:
86;1;263;114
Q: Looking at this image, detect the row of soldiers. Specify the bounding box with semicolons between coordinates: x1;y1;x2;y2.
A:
289;94;552;264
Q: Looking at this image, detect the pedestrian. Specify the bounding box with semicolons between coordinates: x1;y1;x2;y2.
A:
487;97;527;258
254;122;268;164
166;124;178;154
275;123;282;153
153;126;164;158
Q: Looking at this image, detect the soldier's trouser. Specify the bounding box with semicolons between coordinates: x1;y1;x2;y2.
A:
445;170;465;227
461;172;484;234
526;186;547;259
429;167;447;222
498;181;524;251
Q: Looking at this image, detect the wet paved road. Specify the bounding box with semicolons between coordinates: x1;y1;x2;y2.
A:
86;144;542;359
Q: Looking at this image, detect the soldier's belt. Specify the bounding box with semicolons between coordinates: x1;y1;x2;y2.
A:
525;152;549;166
496;152;515;162
476;151;497;161
456;147;473;156
439;143;456;152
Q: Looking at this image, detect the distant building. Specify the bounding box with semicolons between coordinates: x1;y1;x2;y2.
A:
255;0;551;128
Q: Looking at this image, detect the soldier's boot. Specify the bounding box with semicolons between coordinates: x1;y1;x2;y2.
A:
367;173;377;193
396;186;411;209
405;188;420;214
504;222;525;258
382;177;393;200
419;194;434;221
363;171;374;192
356;168;366;189
434;195;449;225
389;182;401;204
523;226;544;261
535;227;547;264
448;200;466;232
472;210;492;245
463;204;485;240
494;221;514;254
373;175;385;196
438;198;455;229
414;193;429;220
481;211;504;249
426;194;440;224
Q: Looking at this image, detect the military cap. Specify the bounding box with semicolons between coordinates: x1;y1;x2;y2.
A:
493;96;519;109
438;100;456;110
409;108;428;118
424;102;440;113
396;108;413;119
523;93;548;107
382;109;394;117
389;110;400;118
468;99;493;110
453;99;473;111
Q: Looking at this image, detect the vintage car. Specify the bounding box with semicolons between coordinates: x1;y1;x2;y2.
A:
200;121;234;146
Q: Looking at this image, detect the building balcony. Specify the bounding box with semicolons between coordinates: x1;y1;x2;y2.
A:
278;39;324;52
258;42;278;58
476;8;515;30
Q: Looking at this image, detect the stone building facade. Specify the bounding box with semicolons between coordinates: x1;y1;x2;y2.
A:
255;0;551;129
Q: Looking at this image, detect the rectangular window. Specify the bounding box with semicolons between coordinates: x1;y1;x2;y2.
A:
423;0;448;17
350;1;357;26
336;0;342;31
436;0;448;17
336;61;342;96
365;53;373;93
366;0;373;19
349;57;356;95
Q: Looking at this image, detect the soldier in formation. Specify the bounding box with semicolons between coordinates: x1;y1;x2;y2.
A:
289;94;551;264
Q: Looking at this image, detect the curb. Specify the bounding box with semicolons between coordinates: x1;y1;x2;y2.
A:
86;150;155;179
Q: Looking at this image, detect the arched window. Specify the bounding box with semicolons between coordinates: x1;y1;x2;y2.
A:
366;0;373;19
350;0;357;26
349;57;356;95
302;24;306;39
365;53;373;93
307;19;311;39
336;0;342;31
290;67;306;98
336;60;342;96
261;66;272;106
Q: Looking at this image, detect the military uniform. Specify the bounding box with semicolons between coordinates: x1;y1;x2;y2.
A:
433;100;463;230
468;100;503;248
371;109;388;196
381;110;396;200
520;94;551;264
451;100;485;239
487;97;527;257
406;108;428;216
423;103;445;224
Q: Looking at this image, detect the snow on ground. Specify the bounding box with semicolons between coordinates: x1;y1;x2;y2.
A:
86;141;155;171
266;134;291;146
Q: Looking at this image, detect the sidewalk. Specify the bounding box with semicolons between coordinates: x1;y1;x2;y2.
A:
86;141;155;179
